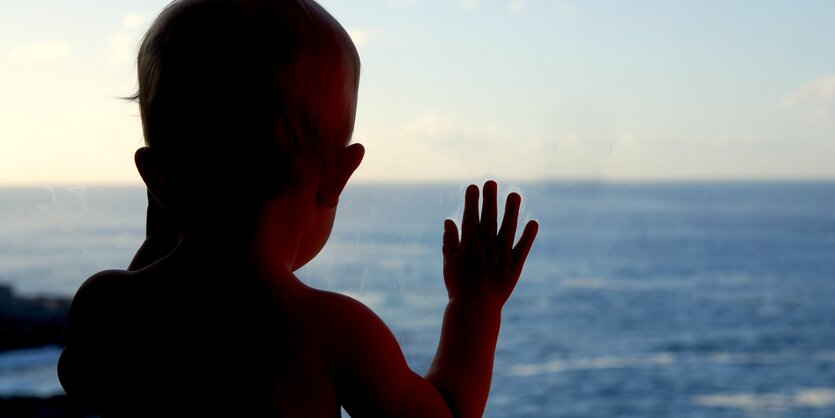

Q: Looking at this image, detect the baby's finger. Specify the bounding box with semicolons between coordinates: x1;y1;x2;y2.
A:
512;220;539;266
498;192;521;249
442;219;460;258
461;184;480;241
481;180;498;237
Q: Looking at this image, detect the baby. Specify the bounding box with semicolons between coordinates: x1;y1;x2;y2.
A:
58;0;538;417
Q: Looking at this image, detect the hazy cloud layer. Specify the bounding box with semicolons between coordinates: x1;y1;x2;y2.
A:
348;27;382;48
781;74;835;121
9;41;71;64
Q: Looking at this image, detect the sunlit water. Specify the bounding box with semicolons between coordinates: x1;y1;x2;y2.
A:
1;182;834;417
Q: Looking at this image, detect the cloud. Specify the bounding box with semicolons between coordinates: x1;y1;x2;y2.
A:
9;41;71;63
384;0;417;7
103;13;146;67
122;13;145;30
552;0;578;14
108;33;136;66
357;113;511;182
400;112;502;146
402;112;456;137
348;28;382;48
509;0;526;12
460;0;479;10
781;74;835;120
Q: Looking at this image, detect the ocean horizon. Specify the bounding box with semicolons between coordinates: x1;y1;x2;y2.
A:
1;181;834;417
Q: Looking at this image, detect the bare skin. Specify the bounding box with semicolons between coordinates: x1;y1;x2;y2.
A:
60;168;537;418
126;191;179;272
58;4;536;413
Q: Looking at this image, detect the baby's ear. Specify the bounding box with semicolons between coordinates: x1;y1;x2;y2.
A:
134;147;175;210
319;143;364;209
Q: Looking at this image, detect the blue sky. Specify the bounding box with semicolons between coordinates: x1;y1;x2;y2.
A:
1;0;834;185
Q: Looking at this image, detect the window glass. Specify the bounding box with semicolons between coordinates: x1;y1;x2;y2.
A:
1;1;834;417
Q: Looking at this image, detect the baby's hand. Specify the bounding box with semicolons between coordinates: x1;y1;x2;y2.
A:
442;181;538;308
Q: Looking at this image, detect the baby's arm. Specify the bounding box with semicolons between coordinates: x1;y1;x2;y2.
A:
427;181;538;416
336;181;537;418
333;295;455;418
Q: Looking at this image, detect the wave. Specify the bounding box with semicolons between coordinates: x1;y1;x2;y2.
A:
503;352;676;377
0;346;63;397
503;350;835;377
694;388;835;410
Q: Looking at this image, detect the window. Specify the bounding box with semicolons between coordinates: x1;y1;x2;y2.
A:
1;1;833;417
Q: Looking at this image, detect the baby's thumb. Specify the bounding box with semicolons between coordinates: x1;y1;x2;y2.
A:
442;219;459;258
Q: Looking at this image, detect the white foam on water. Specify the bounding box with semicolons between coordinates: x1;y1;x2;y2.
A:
504;352;677;377
794;388;835;408
505;350;828;378
694;393;786;409
0;346;61;372
377;258;407;271
693;388;835;410
708;351;777;365
560;278;621;290
559;277;688;291
0;346;63;397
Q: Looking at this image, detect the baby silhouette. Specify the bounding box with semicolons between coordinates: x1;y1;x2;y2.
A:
58;1;538;417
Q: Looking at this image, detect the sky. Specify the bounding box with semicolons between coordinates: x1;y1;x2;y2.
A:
1;0;834;185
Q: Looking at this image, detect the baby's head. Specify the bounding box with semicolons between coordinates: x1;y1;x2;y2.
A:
134;0;360;222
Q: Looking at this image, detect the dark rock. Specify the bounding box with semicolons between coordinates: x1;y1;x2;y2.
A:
0;395;95;418
0;285;69;352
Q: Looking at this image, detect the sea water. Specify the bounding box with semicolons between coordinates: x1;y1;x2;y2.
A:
0;182;834;417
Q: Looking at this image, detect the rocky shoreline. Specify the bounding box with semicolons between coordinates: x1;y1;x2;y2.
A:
0;285;69;352
0;285;78;418
0;396;94;418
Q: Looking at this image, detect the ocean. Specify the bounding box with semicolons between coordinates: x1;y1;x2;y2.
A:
0;182;834;417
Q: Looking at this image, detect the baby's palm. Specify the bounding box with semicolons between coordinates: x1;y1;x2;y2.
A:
443;181;538;308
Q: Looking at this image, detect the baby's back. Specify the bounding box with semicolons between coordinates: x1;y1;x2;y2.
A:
60;252;343;418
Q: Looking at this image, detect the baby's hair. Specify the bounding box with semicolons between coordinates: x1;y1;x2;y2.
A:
133;0;360;210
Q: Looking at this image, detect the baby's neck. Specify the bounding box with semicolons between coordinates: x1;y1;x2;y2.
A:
169;232;306;295
180;216;305;277
172;192;316;290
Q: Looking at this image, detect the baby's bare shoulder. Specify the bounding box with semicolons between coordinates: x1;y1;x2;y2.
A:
304;288;400;351
307;289;382;325
69;270;135;321
75;269;130;300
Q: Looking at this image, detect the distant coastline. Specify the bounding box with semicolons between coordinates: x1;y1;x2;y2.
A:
0;284;68;352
